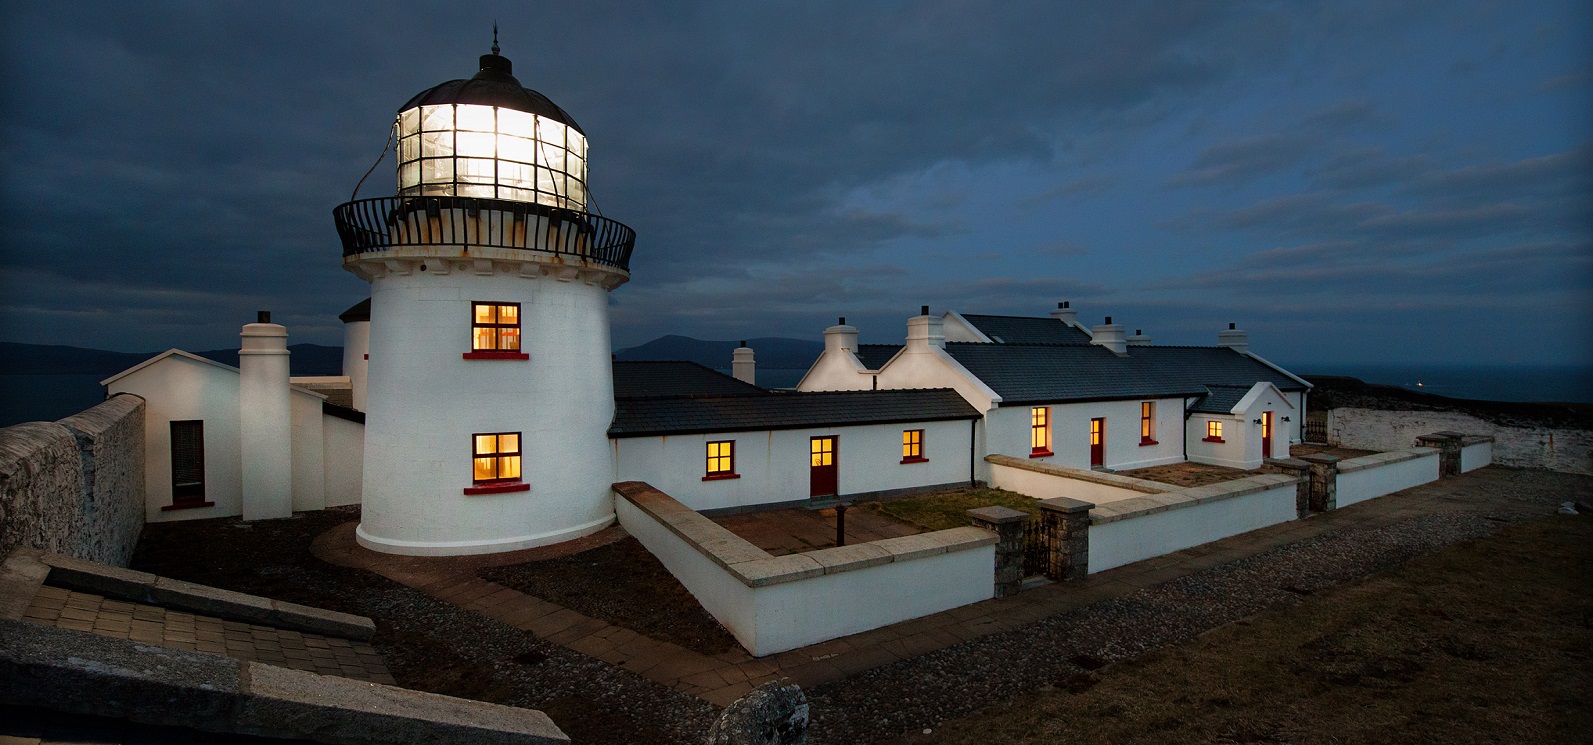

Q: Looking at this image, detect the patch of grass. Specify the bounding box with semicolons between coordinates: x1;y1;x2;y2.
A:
863;487;1040;531
901;514;1593;745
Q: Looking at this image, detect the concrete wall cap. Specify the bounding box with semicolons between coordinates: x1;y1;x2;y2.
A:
1038;496;1096;514
966;505;1031;524
806;543;892;574
985;454;1172;493
1337;448;1437;474
731;554;825;587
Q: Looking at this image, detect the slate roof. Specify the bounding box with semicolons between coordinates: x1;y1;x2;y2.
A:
942;342;1306;406
855;344;903;370
612;361;763;399
609;388;981;437
959;314;1094;345
1187;384;1254;414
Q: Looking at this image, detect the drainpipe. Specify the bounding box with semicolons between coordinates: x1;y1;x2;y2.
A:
969;418;978;485
1181;397;1189;461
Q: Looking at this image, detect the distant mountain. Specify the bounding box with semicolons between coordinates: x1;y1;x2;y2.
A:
614;335;823;370
0;342;347;376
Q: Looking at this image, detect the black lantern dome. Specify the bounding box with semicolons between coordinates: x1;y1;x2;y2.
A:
399;53;584;136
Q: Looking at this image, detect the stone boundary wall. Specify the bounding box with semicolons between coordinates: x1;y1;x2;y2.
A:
613;481;995;656
0;395;145;566
1328;407;1591;475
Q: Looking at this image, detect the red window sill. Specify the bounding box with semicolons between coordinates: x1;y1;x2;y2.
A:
900;456;929;464
461;351;530;360
161;500;215;512
1203;436;1226;443
464;481;530;495
1029;449;1053;458
1139;439;1159;447
702;473;741;481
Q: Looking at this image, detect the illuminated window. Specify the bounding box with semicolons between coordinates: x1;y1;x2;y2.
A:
902;429;926;463
472;302;521;351
811;437;835;467
472;432;522;483
704;441;738;480
1031;407;1052;456
1205;421;1225;442
1140;402;1157;445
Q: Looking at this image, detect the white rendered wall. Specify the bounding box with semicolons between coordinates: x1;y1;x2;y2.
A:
614;419;974;512
1187;413;1247;468
873;346;997;413
1089;483;1297;572
289;391;326;513
1461;441;1492;472
322;414;364;507
110;357;243;523
239;323;293;520
616;495;994;657
797;350;873;391
343;320;370;411
989;398;1185;473
1336;451;1440;507
357;269;617;555
986;461;1151;506
1325;407;1591;475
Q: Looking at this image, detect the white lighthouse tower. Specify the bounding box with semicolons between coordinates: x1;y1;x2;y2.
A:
333;41;636;555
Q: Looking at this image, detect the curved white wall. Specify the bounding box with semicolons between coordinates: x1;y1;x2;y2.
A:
357;269;617;555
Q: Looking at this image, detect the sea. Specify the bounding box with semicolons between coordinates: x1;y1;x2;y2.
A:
3;365;1590;429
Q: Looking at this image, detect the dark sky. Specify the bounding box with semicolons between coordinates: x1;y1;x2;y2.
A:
2;1;1589;366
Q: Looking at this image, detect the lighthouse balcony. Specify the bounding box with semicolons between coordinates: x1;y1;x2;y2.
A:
333;196;635;283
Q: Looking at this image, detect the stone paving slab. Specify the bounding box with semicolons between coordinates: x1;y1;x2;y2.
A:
20;585;394;684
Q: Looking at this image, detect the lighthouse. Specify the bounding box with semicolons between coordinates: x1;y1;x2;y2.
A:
332;41;636;555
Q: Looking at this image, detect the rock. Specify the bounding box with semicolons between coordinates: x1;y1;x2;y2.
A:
1557;502;1579;516
706;681;808;745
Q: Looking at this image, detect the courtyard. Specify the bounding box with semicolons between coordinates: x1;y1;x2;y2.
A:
124;467;1591;743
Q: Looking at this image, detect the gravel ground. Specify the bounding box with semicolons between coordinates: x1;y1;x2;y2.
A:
800;471;1581;744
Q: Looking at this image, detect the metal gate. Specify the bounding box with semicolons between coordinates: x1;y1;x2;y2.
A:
1022;513;1056;579
1304;410;1328;444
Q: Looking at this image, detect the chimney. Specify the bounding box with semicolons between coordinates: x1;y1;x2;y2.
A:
1218;322;1249;354
1091;315;1127;356
732;341;756;385
1126;328;1152;347
906;307;945;351
1049;300;1077;326
239;312;293;521
824;317;859;355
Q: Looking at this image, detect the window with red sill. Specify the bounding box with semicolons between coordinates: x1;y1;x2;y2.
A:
463;302;529;360
1140;401;1158;445
901;429;927;463
704;440;739;480
466;432;528;494
1204;420;1225;443
1030;406;1053;456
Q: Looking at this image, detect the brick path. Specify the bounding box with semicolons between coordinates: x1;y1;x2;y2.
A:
711;507;922;556
21;585;395;684
311;467;1565;707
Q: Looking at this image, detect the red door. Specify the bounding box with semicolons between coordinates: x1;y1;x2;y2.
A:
1089;418;1105;468
1262;411;1274;459
810;436;838;497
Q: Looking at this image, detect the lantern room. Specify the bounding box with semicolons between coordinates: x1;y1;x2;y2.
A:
395;50;588;210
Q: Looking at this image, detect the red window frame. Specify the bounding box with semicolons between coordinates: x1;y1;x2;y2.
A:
704;440;739;481
463;302;530;360
1140;401;1158;446
901;429;927;464
465;431;529;494
1204;420;1225;443
1030;407;1053;457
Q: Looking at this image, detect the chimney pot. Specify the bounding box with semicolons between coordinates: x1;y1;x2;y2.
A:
839;316;845;325
1136;329;1142;335
1229;322;1236;330
1105;316;1112;324
258;310;271;324
921;305;930;316
739;340;746;348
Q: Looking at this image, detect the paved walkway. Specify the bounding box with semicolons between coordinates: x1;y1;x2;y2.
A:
311;467;1568;707
21;585;394;684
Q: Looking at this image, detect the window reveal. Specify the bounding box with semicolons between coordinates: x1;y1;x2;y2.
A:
472;432;522;482
902;429;926;463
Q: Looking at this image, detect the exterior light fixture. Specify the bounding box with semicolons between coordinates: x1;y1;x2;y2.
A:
1252;418;1264;425
1281;416;1291;422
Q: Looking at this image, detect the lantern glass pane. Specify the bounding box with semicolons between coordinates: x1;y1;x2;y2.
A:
398;162;420;189
422;158;454;183
421;130;454;157
540;144;566;172
502;186;534;202
458;183;494;198
421;105;453;132
498;134;536;164
456;104;495;132
457;158;495;183
539;119;567;149
498;108;536;137
567;180;586;207
399;108;420;136
499;161;534;187
456;132;495;158
399;135;420;162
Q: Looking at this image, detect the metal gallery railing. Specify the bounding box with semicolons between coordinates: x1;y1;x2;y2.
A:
332;195;635;272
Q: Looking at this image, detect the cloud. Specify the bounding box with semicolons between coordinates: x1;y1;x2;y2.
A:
1166;134;1316;186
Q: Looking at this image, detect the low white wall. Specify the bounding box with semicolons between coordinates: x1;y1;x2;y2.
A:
615;483;994;657
1460;440;1492;473
614;496;758;647
322;414;364;507
1089;480;1298;573
1335;449;1440;507
986;457;1166;506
